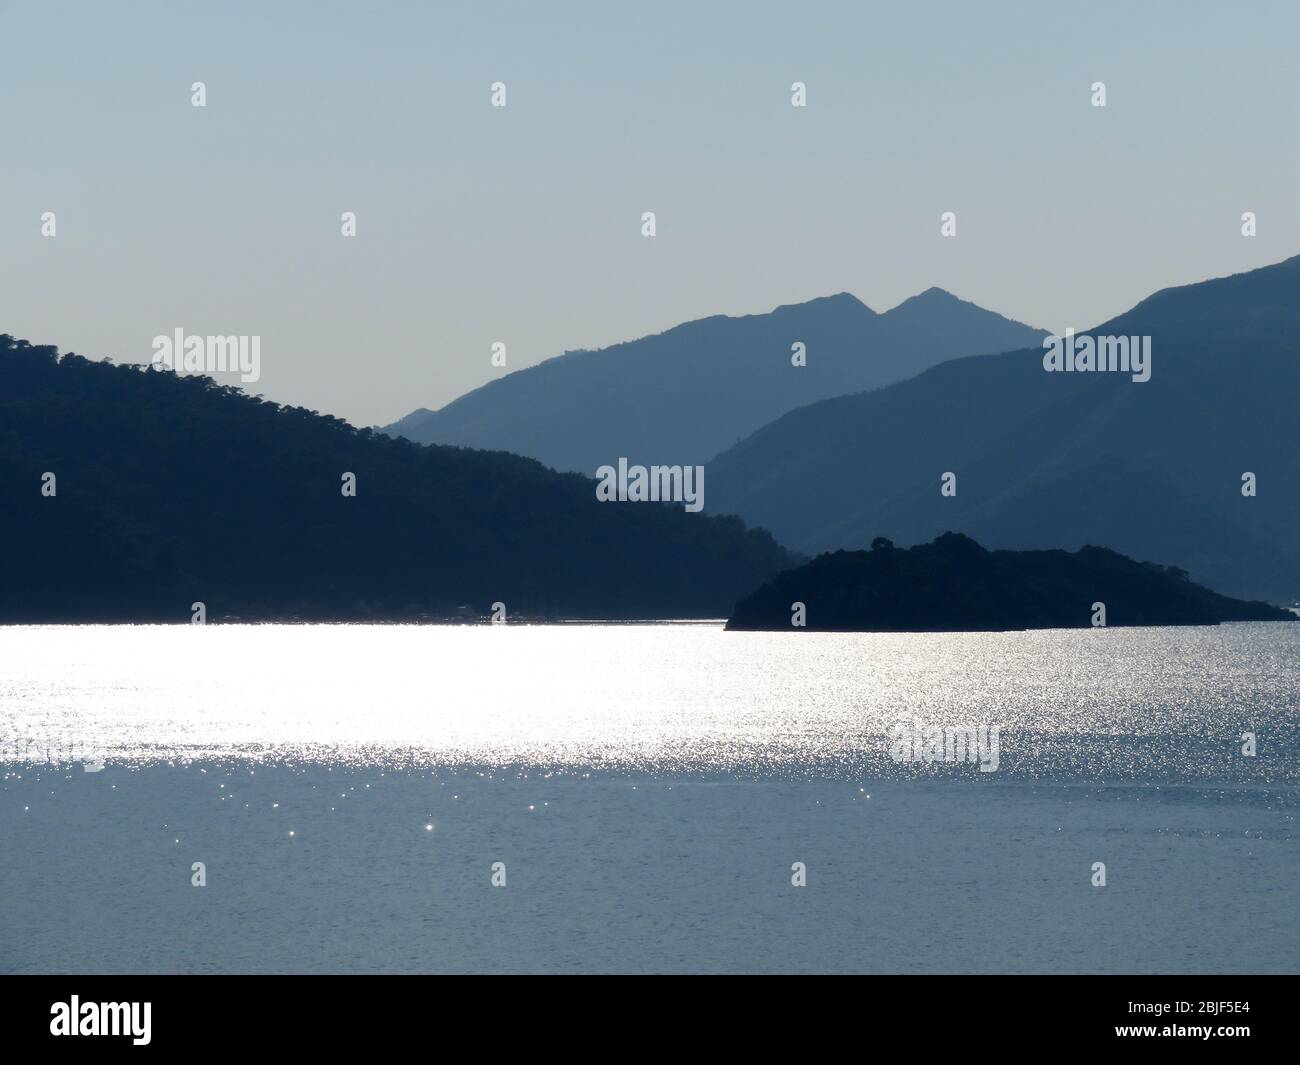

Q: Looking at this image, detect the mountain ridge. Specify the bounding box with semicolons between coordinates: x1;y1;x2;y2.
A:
707;254;1300;603
384;288;1046;475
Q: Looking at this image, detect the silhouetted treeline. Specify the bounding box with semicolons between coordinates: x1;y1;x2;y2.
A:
0;336;793;622
726;533;1295;632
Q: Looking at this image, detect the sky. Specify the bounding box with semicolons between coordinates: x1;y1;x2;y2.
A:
2;0;1299;426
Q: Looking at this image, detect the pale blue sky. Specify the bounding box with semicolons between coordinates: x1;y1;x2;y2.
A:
2;0;1297;425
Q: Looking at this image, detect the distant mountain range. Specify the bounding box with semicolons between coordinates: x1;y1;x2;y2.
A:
708;255;1300;603
726;533;1295;632
7;253;1292;623
383;289;1045;475
0;336;793;622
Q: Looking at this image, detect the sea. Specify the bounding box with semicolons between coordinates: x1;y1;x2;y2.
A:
2;622;1297;974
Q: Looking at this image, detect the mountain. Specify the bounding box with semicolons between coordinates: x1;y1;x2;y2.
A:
0;335;794;623
382;406;438;437
384;290;1045;475
707;255;1300;603
726;533;1295;632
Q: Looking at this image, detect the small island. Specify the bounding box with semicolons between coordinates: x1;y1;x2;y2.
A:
725;533;1297;632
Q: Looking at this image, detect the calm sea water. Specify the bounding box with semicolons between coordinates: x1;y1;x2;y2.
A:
2;622;1297;973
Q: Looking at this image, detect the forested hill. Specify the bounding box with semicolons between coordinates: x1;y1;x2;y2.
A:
0;336;793;622
726;533;1295;632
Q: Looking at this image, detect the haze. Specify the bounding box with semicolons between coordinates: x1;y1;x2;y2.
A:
2;0;1298;426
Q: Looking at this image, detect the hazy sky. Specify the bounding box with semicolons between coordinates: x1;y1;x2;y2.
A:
3;0;1298;426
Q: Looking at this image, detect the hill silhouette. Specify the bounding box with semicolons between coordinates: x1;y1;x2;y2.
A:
384;289;1044;474
0;335;793;623
726;533;1296;632
708;255;1300;603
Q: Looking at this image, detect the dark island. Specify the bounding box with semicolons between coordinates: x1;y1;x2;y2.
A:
725;533;1296;632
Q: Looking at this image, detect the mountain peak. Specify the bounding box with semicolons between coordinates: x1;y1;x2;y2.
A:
886;287;966;312
772;291;876;316
880;287;1046;341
